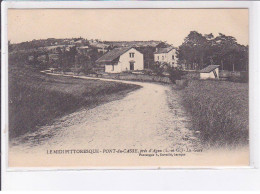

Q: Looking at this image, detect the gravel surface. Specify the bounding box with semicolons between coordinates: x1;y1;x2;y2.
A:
9;77;249;167
10;77;200;153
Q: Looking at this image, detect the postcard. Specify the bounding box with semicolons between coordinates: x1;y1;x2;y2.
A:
6;8;249;168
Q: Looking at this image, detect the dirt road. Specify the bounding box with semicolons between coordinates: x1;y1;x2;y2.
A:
9;76;249;167
10;76;200;152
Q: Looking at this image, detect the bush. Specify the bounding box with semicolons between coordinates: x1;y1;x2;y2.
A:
181;71;200;80
168;67;185;84
149;62;166;76
228;71;249;83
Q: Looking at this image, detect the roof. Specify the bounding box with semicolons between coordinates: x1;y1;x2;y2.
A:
78;46;89;49
154;47;175;54
96;47;134;63
41;45;74;50
90;42;109;48
199;65;220;73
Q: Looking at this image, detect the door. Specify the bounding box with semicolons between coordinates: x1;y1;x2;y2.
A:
130;62;135;70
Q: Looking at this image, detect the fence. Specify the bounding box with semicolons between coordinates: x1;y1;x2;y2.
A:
101;73;171;84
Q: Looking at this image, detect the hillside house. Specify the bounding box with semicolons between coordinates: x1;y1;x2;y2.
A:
76;46;90;55
89;42;109;54
42;45;74;53
96;47;144;73
199;65;220;79
154;47;178;67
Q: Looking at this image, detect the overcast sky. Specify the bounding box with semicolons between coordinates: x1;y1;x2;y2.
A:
8;9;248;46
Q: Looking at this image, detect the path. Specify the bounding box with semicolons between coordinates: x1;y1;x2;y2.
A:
9;75;205;167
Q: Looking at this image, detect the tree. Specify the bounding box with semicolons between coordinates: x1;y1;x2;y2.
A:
213;33;248;71
177;31;210;70
177;31;249;71
75;54;93;75
31;51;39;68
58;46;77;72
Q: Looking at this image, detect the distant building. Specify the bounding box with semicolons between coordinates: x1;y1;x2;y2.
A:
74;39;86;47
154;47;177;67
42;45;74;53
49;54;59;61
105;40;165;48
96;47;144;73
89;42;109;54
199;65;220;79
76;46;90;55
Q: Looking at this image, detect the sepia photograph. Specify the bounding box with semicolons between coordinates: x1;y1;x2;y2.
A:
7;8;249;168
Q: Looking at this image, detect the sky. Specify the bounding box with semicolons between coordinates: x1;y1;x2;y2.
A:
8;9;248;46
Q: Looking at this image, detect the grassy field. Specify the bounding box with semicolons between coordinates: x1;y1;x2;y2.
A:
9;66;141;138
178;80;249;147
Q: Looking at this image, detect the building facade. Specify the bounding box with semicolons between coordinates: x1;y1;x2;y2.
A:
96;47;144;73
199;65;220;79
154;47;177;67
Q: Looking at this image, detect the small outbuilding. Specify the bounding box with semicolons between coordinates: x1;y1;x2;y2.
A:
96;47;144;73
199;65;220;79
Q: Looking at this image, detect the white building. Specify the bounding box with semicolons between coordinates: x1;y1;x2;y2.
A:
76;46;90;55
199;65;220;79
96;47;144;73
154;47;178;67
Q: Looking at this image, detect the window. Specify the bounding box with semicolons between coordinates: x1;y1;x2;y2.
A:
172;55;175;60
129;53;135;58
162;56;164;60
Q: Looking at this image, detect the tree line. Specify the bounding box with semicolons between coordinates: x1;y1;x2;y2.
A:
177;31;248;71
9;31;248;73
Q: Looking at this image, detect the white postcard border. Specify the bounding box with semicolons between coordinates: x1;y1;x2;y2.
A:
1;0;260;190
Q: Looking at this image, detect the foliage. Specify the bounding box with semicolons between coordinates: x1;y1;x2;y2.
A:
150;61;168;76
56;46;77;72
167;67;185;84
177;31;248;71
9;38;88;52
227;71;249;83
87;47;103;64
9;52;30;66
135;46;156;69
75;54;95;75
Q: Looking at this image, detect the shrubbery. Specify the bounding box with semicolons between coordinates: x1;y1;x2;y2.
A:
149;61;166;76
227;71;249;83
167;67;185;84
149;62;186;84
